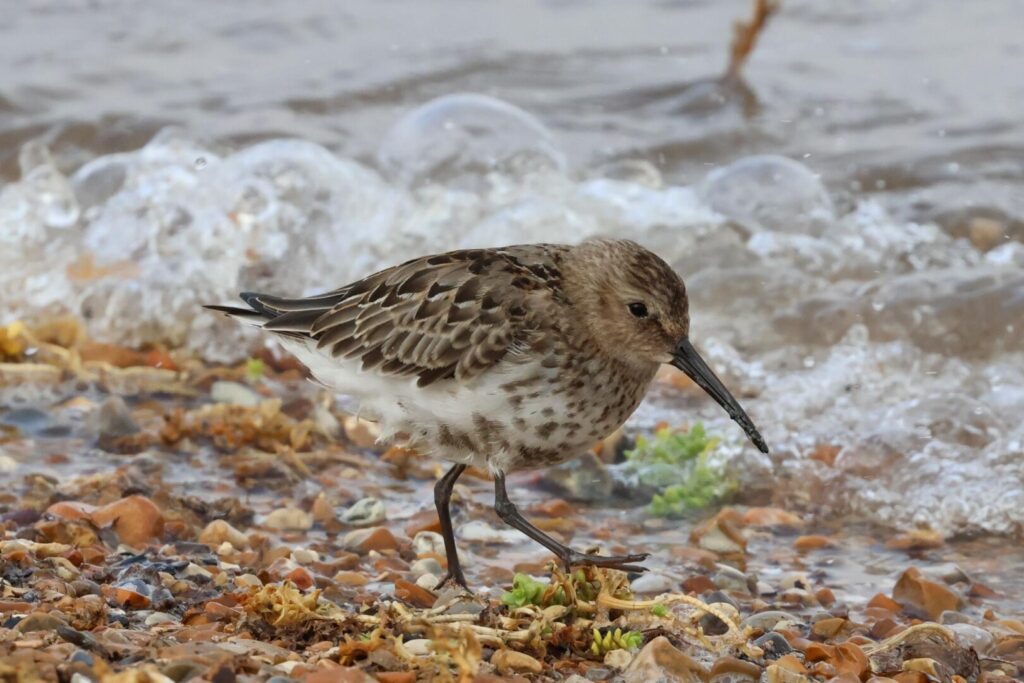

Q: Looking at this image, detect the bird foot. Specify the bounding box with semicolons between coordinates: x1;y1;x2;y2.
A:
562;550;650;574
433;570;472;595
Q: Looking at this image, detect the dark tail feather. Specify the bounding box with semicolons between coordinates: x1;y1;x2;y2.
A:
203;303;268;324
206;292;329;338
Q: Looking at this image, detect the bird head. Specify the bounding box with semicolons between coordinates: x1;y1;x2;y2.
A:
565;238;768;454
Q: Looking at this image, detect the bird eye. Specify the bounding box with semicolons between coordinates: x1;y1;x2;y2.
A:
627;302;649;319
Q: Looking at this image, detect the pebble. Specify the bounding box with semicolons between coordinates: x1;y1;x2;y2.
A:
699;601;740;636
88;395;139;438
416;573;440;590
311;494;337;523
630;572;674;594
604;649;633;669
264;508;313;531
940;610;972;625
410;557;444;577
622;636;707;683
765;664;813;683
538;452;614;501
211;380;261;406
458;520;526;544
491;649;543;675
742;611;806;632
181;563;212;580
235;574;263;589
341;497;386;526
144;612;179;626
70;650;94;667
693;515;747;555
292;548;320;564
741;507;805;529
343;527;400;553
395;578;436;608
198;519;250;549
892;567;962;619
403;639;432;656
0;453;18;474
793;535;835;552
15;612;65;632
705;590;740;611
947;622;995;654
713;565;752;594
778;572;812;591
752;632;793;658
413;531;445;556
923;562;972;585
91;495;165;547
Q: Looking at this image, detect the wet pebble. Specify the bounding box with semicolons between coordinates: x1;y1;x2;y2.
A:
403;639;432;656
343;526;400;553
198;519;250;549
604;649;633;669
341;497;386;526
752;632;792;658
211;380;261;406
940;610;972;624
705;590;740;611
292;548;319;564
0;453;17;474
144;612;179;626
699;600;740;636
416;573;439;590
91;495;165;547
623;636;707;683
713;565;752;594
540;452;613;501
87;395;139;438
181;562;212;580
458;520;525;544
410;557;443;577
778;572;812;591
412;531;445;556
70;650;94;667
948;622;995;654
742;611;806;632
491;649;543;675
264;507;313;531
630;572;674;594
15;612;65;632
235;574;263;589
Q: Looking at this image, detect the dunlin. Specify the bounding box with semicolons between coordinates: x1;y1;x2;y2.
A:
207;238;767;589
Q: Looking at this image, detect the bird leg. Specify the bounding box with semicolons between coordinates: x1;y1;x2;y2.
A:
433;463;469;590
493;472;650;573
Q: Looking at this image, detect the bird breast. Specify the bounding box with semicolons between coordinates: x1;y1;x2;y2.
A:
282;336;654;473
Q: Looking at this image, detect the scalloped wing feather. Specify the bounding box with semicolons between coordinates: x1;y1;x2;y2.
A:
250;245;567;387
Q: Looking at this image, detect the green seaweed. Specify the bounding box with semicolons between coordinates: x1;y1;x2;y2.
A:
500;573;565;608
623;424;736;516
245;357;266;381
589;627;644;656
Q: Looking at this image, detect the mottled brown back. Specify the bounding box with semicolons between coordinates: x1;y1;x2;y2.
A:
245;245;570;386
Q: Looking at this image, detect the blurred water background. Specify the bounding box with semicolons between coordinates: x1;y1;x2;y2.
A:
1;0;1023;538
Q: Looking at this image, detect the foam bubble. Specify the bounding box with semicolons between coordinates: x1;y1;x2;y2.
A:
377;93;566;188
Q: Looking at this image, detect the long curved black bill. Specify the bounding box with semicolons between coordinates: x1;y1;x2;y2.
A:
671;338;769;454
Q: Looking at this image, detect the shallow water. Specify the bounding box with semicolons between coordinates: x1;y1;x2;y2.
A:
1;1;1023;552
